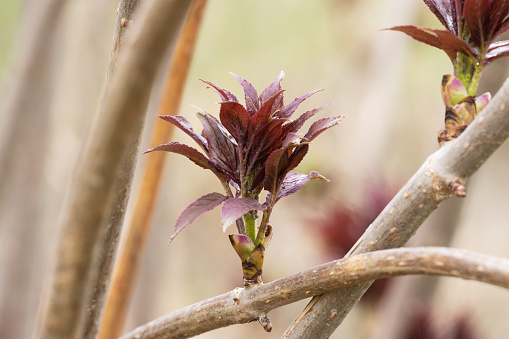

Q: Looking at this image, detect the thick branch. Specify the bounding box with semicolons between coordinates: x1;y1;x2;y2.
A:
35;1;191;338
283;76;509;338
98;1;208;338
80;1;142;338
119;247;509;339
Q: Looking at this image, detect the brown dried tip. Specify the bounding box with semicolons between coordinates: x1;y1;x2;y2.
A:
258;314;272;332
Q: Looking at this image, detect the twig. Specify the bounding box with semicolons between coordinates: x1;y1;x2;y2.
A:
282;76;509;338
97;1;208;338
34;1;192;338
119;247;509;339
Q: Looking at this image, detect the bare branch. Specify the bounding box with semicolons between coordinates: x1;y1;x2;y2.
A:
283;76;509;338
34;1;192;338
119;247;509;339
80;1;142;338
98;1;208;338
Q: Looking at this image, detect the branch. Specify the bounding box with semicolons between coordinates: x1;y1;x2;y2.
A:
35;1;192;338
119;247;509;339
98;1;208;338
80;1;142;338
283;76;509;338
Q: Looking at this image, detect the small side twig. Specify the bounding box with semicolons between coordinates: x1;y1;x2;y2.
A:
119;247;509;339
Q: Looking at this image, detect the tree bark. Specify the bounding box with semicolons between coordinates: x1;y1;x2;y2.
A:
119;247;509;339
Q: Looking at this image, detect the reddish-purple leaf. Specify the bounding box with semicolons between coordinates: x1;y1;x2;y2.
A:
386;25;446;51
259;71;285;112
278;89;324;119
249;90;285;133
263;148;289;193
219;101;250;142
432;29;477;57
464;0;489;47
197;112;239;180
276;171;329;200
486;40;509;64
286;144;309;174
230;73;260;114
423;0;457;33
283;104;331;135
158;115;207;151
304;116;344;142
200;79;239;103
221;198;266;232
143;141;212;171
171;193;228;243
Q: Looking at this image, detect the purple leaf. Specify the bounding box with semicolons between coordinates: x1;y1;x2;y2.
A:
486;40;509;64
249;89;285;133
276;171;329;200
197;112;239;180
286;144;309;174
278;89;324;119
230;73;260;114
423;0;457;33
431;29;476;57
158;115;207;151
200;79;238;103
219;101;250;142
143;141;213;171
221;198;266;232
283;104;331;135
463;0;489;47
259;71;285;112
304;116;344;142
170;193;228;243
263;147;290;193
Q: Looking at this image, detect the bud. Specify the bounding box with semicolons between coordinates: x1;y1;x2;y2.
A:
475;92;491;113
441;74;468;107
229;234;255;262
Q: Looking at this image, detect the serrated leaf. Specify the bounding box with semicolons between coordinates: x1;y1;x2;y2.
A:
249;89;285;133
259;71;285;112
283;104;331;135
278;89;323;119
221;198;266;232
158;115;207;151
486;40;509;64
219;101;250;142
276;171;329;200
431;29;476;57
143;141;212;171
423;0;457;33
170;193;227;243
230;73;259;114
197;112;239;180
200;79;238;103
303;116;343;142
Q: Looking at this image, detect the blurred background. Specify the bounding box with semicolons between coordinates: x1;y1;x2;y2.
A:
1;0;509;338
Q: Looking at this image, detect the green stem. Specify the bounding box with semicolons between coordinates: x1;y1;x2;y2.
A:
244;213;256;242
467;61;483;96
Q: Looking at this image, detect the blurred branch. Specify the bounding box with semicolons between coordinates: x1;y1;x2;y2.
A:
35;1;192;338
98;1;208;338
282;76;509;338
80;1;142;338
0;1;67;338
119;247;509;339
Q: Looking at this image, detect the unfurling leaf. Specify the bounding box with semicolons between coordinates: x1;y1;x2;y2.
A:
143;142;213;172
171;193;227;243
221;198;266;232
230;72;259;114
304;116;344;142
276;171;330;200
